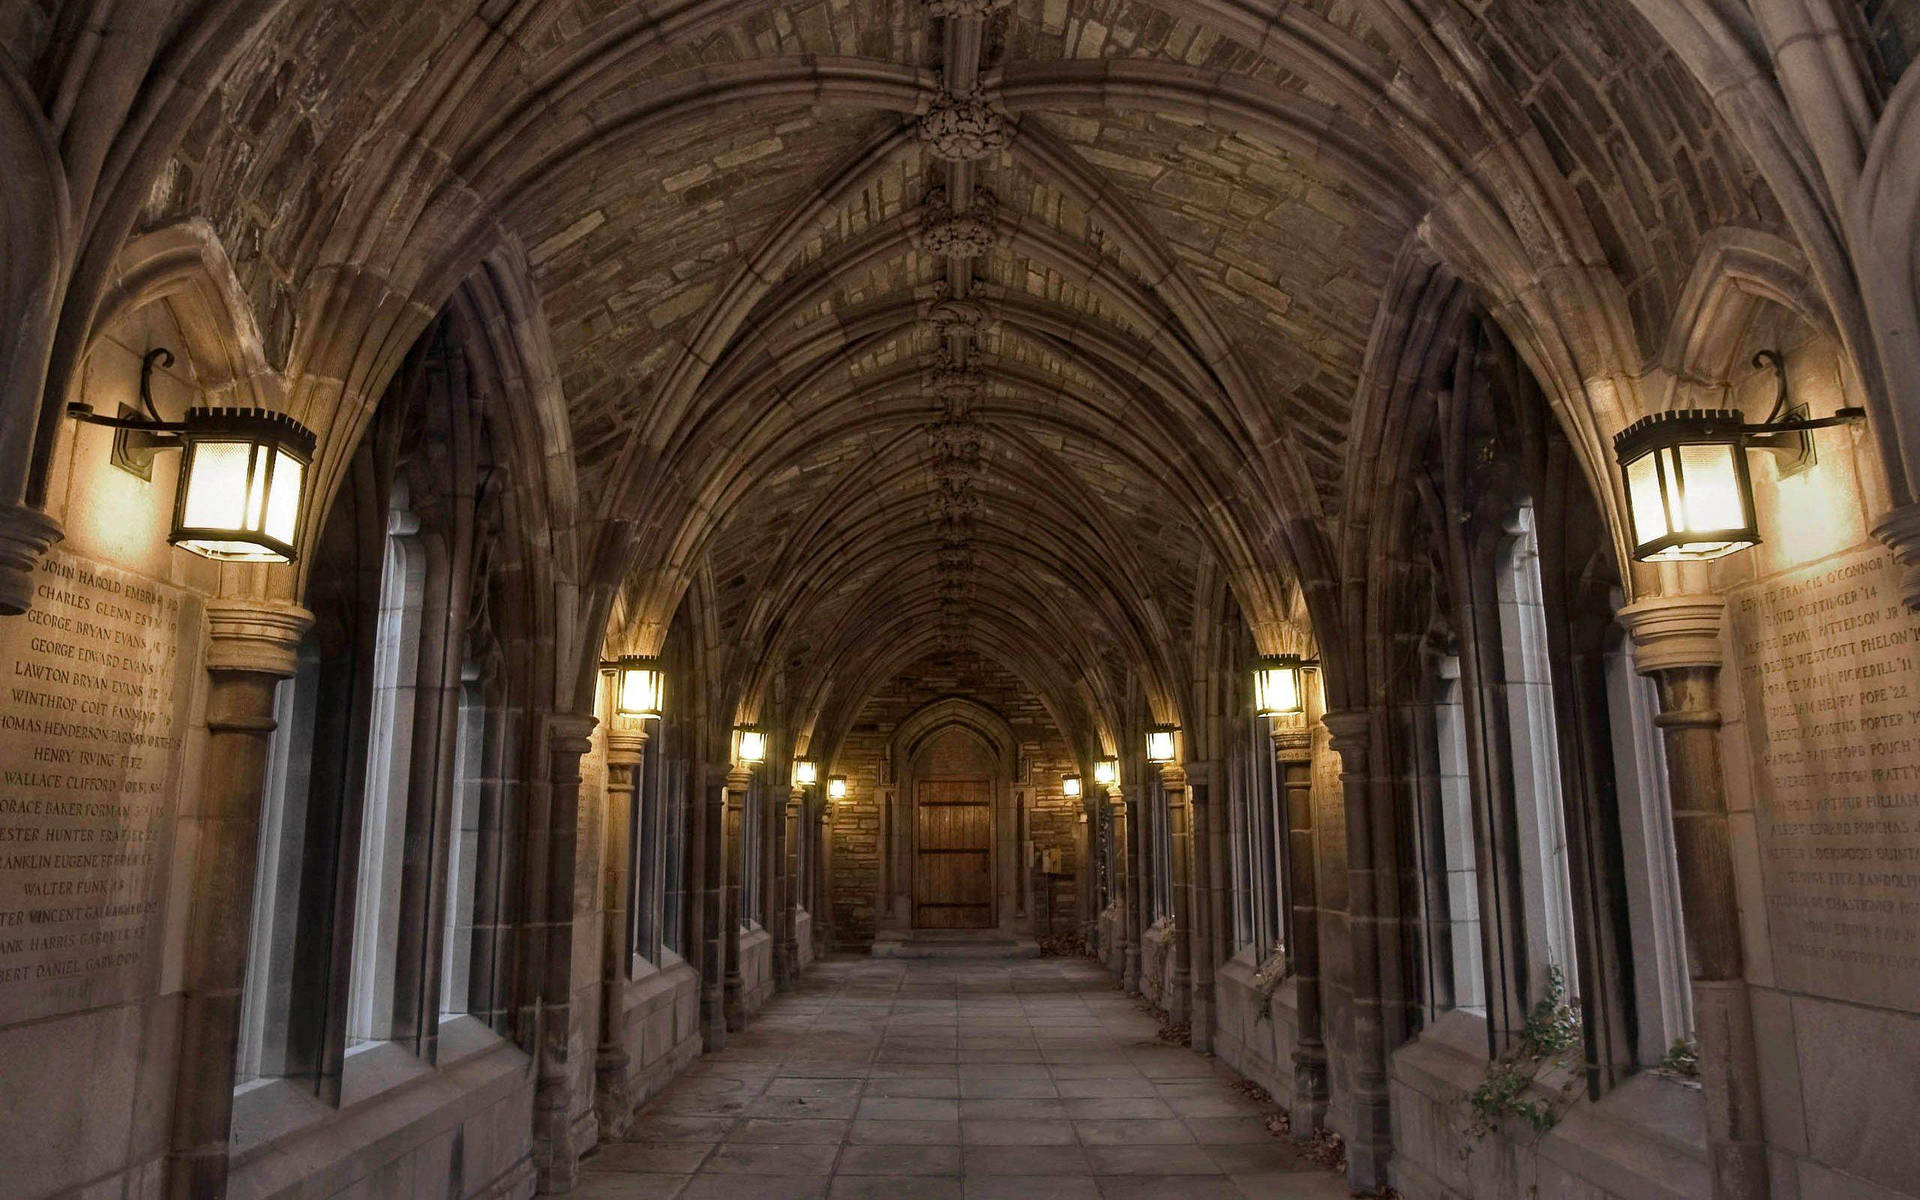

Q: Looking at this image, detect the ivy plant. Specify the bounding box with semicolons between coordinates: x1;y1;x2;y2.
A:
1463;965;1583;1141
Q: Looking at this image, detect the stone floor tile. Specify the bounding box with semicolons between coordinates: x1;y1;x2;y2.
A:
1228;1170;1355;1198
851;1120;964;1145
1201;1141;1318;1174
746;1094;859;1119
704;1143;841;1174
828;1176;964;1200
959;1076;1059;1098
728;1118;851;1144
590;1142;716;1173
1061;1098;1175;1120
679;1174;829;1200
959;1097;1068;1120
963;1176;1102;1199
865;1076;961;1098
835;1143;963;1174
961;1118;1077;1145
1072;1118;1195;1145
569;1174;692;1198
1183;1116;1276;1144
1094;1175;1242;1199
960;1144;1092;1175
1055;1077;1160;1098
1085;1144;1222;1175
857;1096;961;1121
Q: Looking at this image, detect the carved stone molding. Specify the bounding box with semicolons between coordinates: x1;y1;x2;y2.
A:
1616;594;1726;674
916;91;1013;161
1873;501;1920;611
915;191;1000;257
0;503;62;616
204;600;314;677
926;298;993;340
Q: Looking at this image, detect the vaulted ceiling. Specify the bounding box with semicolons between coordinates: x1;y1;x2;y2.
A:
132;0;1790;747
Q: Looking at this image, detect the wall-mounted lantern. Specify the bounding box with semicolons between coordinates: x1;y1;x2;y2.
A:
1145;725;1178;764
827;775;848;800
794;759;818;787
1062;773;1082;798
1093;758;1117;787
1614;351;1865;563
1252;654;1313;717
68;348;316;563
608;655;665;719
734;724;767;765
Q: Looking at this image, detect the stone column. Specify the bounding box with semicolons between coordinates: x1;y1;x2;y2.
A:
1273;721;1326;1136
723;766;750;1031
532;712;597;1194
1619;596;1769;1200
166;601;311;1200
816;797;834;953
1107;786;1131;987
1186;761;1215;1052
1122;782;1144;994
779;784;803;988
595;723;647;1141
698;764;727;1050
765;773;787;990
1162;763;1192;1026
1322;709;1391;1190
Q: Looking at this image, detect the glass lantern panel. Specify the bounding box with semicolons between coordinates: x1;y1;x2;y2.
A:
181;439;255;532
265;450;303;545
1676;442;1747;533
1624;451;1669;546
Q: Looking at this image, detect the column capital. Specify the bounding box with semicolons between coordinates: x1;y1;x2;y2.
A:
1616;594;1725;674
1182;760;1215;788
0;503;61;616
205;600;312;677
1873;501;1920;611
726;766;753;792
547;711;598;757
1157;762;1187;789
605;722;650;764
1319;709;1371;760
1270;714;1312;763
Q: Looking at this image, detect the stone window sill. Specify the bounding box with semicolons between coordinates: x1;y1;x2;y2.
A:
228;1015;526;1162
1391;1008;1708;1198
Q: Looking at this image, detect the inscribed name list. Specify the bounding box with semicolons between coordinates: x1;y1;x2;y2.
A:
1732;546;1920;1010
0;548;199;1024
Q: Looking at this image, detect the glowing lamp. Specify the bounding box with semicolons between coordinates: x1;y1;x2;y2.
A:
1093;758;1117;787
1145;725;1178;764
67;348;315;563
827;775;848;800
735;725;766;764
1614;410;1757;562
794;759;818;786
1062;773;1082;798
1253;655;1308;716
603;655;664;719
1613;353;1867;564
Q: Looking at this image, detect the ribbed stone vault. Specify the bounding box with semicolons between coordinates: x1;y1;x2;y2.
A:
79;0;1802;751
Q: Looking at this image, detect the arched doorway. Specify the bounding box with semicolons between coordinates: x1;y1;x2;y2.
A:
910;726;997;929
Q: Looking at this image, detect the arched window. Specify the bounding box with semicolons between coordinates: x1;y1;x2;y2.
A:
347;495;426;1048
1496;505;1579;996
1431;655;1485;1015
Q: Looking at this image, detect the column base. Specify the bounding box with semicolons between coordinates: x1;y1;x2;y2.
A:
594;1049;633;1142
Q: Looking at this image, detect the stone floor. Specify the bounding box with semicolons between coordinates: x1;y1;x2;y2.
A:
575;955;1351;1199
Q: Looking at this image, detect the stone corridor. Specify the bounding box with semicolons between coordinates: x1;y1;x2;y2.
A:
575;957;1350;1200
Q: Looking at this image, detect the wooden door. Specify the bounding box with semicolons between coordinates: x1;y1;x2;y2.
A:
914;780;993;928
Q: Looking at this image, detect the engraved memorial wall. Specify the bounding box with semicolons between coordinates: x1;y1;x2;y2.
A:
0;547;201;1024
1731;545;1920;1009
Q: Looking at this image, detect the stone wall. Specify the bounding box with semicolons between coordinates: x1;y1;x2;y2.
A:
827;650;1079;948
